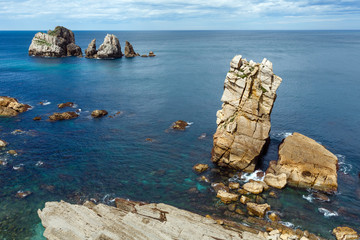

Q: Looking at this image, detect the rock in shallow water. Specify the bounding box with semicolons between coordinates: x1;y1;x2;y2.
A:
216;190;239;204
172;120;188;130
332;226;359;240
193;163;209;173
0;139;7;147
212;55;282;172
0;96;31;117
28;26;82;57
38;199;265;240
91;110;108;118
246;203;270;218
49;112;78;121
267;132;338;192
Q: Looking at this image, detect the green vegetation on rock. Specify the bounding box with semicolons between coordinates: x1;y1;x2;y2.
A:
34;38;51;47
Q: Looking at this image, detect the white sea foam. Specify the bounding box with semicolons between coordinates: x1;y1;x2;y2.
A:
280;221;295;228
42;101;51;105
35;161;44;166
11;129;25;135
13;164;24;170
239;169;265;182
186;122;194;128
302;194;314;203
198;133;206;139
318;208;338;217
270;131;293;141
336;154;352;174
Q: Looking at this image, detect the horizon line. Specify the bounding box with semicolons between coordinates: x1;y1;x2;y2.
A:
0;29;359;31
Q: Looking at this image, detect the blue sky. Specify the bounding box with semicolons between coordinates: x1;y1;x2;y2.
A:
0;0;359;30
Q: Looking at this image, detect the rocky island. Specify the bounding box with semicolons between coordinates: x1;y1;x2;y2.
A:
28;26;82;57
0;96;31;117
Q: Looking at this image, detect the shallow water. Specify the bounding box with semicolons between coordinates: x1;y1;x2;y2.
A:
0;30;360;239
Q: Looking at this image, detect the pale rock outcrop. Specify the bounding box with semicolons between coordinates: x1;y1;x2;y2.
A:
0;96;31;117
49;112;79;121
124;41;139;57
332;227;359;240
85;39;97;58
212;55;282;172
264;173;287;189
216;190;239;204
28;26;82;57
246;203;270;218
0;139;7;147
243;182;264;194
97;34;123;59
91;110;108;118
38;199;265;240
266;132;338;192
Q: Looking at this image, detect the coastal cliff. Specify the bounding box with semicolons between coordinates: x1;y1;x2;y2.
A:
212;55;282;172
28;26;82;57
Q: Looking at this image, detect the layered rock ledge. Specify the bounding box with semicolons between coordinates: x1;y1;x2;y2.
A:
38;199;265;240
212;55;282;172
0;96;31;117
266;132;338;192
28;26;82;57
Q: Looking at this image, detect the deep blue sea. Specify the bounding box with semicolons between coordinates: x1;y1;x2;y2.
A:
0;30;360;239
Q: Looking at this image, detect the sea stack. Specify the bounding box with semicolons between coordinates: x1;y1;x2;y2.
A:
266;132;338;192
124;41;139;57
85;39;97;58
212;55;282;172
28;26;82;57
96;34;122;59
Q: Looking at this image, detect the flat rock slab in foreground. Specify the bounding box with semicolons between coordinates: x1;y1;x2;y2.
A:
38;199;265;240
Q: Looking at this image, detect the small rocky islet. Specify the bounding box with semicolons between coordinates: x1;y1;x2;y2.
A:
1;44;359;239
29;26;155;59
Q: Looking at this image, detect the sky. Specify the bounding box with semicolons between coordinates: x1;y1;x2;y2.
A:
0;0;359;30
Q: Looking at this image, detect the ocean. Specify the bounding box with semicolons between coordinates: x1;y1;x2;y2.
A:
0;30;359;239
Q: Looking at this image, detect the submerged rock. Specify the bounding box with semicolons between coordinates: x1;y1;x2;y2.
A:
49;112;78;121
0;96;31;117
28;26;82;57
58;102;74;108
97;34;122;59
212;55;282;172
85;39;97;58
172;120;188;130
16;191;32;199
267;132;338;192
7;150;17;155
33;116;42;121
332;226;359;240
124;41;139;57
193;163;209;173
38;199;264;240
91;110;108;118
0;139;7;147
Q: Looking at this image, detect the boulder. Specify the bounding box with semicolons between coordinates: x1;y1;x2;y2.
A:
212;55;282;172
141;54;148;57
97;34;122;59
332;227;359;240
16;191;32;199
28;26;82;57
0;96;30;117
85;39;97;58
124;41;138;57
229;182;240;190
149;51;156;57
7;150;17;155
264;173;287;189
33;116;42;121
243;182;264;194
58;102;74;108
0;139;7;147
172;120;188;130
38;199;264;240
193;163;209;173
216;190;239;204
91;110;108;118
211;183;229;193
268;212;280;222
240;195;250;204
267;132;338;192
246;203;270;218
49;112;79;121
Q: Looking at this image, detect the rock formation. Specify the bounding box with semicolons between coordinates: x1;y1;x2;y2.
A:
124;41;139;57
264;173;287;189
0;139;7;147
91;110;108;118
0;96;31;117
85;39;97;58
49;112;79;121
28;26;82;57
193;163;209;173
332;226;359;240
266;132;338;192
97;34;123;59
172;120;188;130
212;55;282;172
58;102;74;108
38;199;265;240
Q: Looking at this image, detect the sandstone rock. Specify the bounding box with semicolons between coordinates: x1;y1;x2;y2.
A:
97;34;122;59
0;139;7;147
85;39;97;58
38;199;265;240
264;173;287;189
332;227;359;240
229;182;240;190
193;163;209;173
268;212;280;222
212;55;282;172
267;132;338;192
49;112;78;121
0;96;31;117
240;195;250;204
247;203;270;218
7;150;17;155
149;51;156;57
91;110;108;118
211;183;229;193
29;26;82;57
216;190;239;204
124;41;138;57
228;203;236;212
58;102;74;108
172;120;188;130
33;116;41;121
243;182;264;194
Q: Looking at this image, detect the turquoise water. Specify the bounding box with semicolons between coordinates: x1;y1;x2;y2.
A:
0;30;360;239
